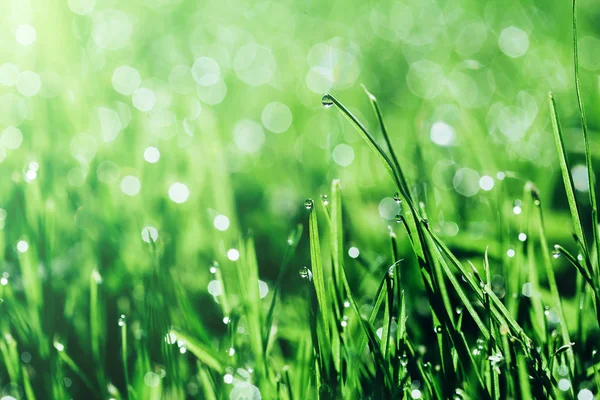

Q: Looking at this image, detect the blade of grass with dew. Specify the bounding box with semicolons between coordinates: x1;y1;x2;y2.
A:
531;187;575;374
573;0;600;281
307;199;331;338
361;85;413;206
547;92;588;259
322;94;403;198
327;92;430;271
380;272;393;358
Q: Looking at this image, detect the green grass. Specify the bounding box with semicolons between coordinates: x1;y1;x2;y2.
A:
3;0;600;399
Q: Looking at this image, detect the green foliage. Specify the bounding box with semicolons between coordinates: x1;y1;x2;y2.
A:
2;0;600;399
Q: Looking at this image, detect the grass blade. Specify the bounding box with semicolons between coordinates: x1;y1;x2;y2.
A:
307;199;331;337
547;92;588;258
572;0;600;280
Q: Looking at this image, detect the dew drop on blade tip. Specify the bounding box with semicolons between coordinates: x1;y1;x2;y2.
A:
321;94;333;108
304;198;313;210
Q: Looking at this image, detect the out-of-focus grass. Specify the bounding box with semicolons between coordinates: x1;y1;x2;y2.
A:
1;0;600;398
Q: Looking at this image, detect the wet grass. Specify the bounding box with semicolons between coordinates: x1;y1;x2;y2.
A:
1;1;600;399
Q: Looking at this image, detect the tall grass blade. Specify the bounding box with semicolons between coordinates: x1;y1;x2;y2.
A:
547;92;588;258
307;199;331;336
572;0;600;280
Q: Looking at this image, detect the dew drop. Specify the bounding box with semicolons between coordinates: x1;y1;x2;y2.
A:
321;94;333;108
394;214;403;223
394;192;402;204
118;314;126;326
210;261;218;274
321;194;329;206
299;266;312;281
304;198;314;210
387;266;395;278
434;325;442;334
400;352;409;366
476;338;485;350
552;247;561;259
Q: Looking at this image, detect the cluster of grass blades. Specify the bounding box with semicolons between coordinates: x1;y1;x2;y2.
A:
298;1;600;398
1;1;600;399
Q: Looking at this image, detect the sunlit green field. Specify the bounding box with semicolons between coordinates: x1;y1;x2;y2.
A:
2;0;600;398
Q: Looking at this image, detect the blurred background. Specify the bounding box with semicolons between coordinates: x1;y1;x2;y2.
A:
1;0;600;397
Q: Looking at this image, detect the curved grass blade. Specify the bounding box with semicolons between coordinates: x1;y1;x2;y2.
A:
361;86;413;206
532;188;575;373
323;94;405;202
572;0;600;280
547;92;588;258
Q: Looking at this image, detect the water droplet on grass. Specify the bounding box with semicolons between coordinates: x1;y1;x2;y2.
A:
321;194;329;206
394;192;401;203
299;266;312;281
321;94;333;108
400;352;408;366
434;326;442;334
552;246;561;259
476;338;485;350
304;199;314;210
118;314;126;326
